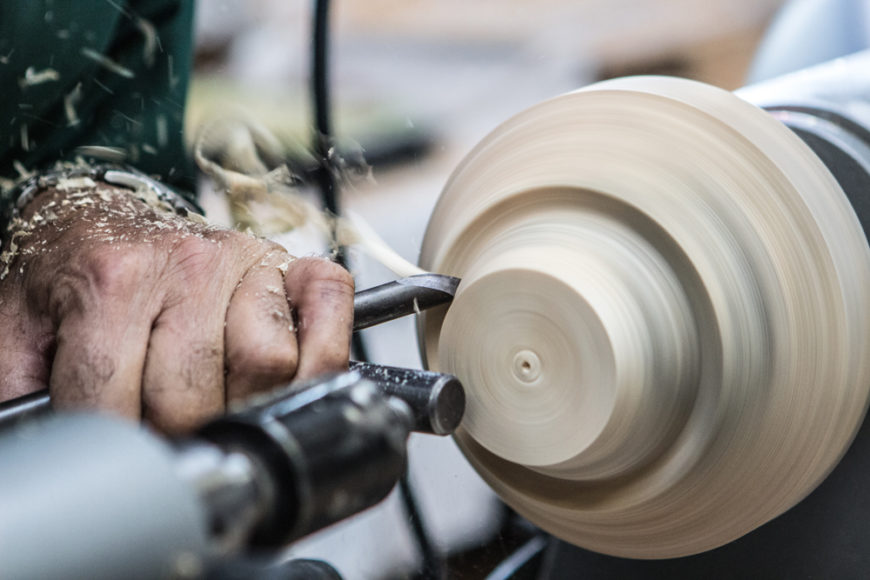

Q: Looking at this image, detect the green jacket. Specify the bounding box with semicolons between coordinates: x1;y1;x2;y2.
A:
0;0;195;212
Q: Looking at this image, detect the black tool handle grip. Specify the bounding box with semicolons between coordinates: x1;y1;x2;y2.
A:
349;361;464;435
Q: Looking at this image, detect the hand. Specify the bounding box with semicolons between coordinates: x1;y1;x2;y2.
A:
0;181;354;433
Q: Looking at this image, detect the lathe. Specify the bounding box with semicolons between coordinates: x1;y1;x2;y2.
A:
2;22;870;580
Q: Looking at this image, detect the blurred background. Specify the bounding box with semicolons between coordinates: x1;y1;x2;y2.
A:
188;1;785;577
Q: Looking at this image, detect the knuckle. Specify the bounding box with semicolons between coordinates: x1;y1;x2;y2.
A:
169;236;221;280
84;248;150;297
303;258;355;296
313;275;355;303
143;341;226;434
230;344;297;383
146;407;201;436
259;239;289;257
50;247;151;316
50;347;116;407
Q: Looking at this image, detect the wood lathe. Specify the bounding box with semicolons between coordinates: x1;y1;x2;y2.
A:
2;50;870;578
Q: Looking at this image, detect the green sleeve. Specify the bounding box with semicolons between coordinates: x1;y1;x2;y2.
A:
0;0;195;195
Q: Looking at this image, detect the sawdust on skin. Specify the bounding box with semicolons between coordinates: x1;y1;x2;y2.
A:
0;177;252;283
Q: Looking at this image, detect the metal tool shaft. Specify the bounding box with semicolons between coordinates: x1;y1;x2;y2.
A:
349;361;464;435
352;274;460;330
0;389;49;426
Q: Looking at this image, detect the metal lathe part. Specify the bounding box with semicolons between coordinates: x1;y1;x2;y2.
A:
352;273;460;330
349;361;464;435
198;373;415;547
0;415;209;580
738;51;870;243
173;440;268;555
0;376;415;575
0;361;465;435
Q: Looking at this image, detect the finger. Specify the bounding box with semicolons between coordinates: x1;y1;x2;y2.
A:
142;238;236;434
225;254;298;404
143;307;227;433
50;313;151;417
0;299;53;401
283;257;354;380
47;253;156;418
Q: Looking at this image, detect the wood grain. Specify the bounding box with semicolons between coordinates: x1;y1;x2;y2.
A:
419;77;870;558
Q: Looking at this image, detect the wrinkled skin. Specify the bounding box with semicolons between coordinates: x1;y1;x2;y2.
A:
0;183;354;434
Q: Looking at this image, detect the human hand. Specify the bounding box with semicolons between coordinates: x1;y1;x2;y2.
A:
0;180;354;433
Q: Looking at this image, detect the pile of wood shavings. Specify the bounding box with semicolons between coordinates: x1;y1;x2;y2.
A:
194;116;423;277
0;173;224;281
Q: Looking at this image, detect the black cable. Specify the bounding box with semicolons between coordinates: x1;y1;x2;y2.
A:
310;0;369;362
399;470;444;580
312;0;338;219
310;4;440;577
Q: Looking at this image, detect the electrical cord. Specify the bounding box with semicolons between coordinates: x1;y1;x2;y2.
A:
312;0;337;219
309;4;441;578
310;0;370;362
399;470;445;580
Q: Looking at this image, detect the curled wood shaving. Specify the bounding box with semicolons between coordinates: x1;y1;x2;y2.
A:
18;66;60;88
194;116;422;277
81;47;134;79
64;83;83;126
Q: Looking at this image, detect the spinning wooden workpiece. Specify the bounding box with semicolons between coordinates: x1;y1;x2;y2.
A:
418;77;870;558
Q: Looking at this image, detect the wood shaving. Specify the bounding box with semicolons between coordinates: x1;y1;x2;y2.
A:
193;116;422;277
0;226;32;280
64;83;83;126
12;160;33;179
74;146;127;163
93;78;114;95
18;66;60;88
336;210;423;277
134;15;159;68
167;55;178;89
155;115;168;147
56;177;97;192
1;171;224;282
276;257;295;275
18;124;30;152
80;47;134;79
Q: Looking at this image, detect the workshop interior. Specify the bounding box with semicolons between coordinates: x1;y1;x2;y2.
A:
3;0;870;578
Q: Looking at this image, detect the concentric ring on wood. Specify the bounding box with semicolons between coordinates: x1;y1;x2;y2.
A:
418;76;870;558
